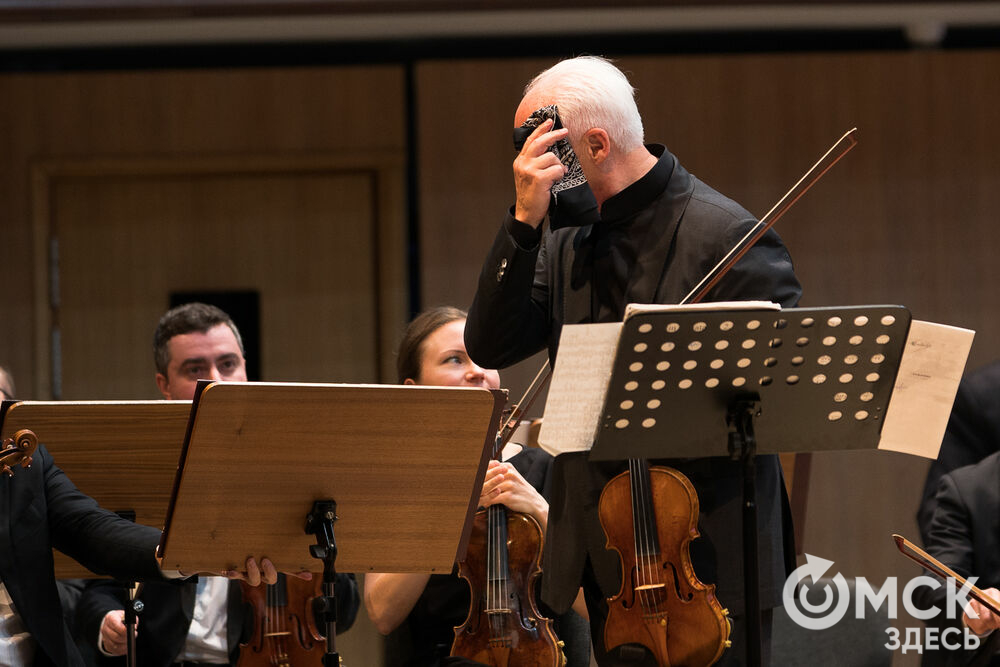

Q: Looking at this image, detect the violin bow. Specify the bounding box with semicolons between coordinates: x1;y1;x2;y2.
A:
682;128;858;305
892;533;1000;617
498;359;552;447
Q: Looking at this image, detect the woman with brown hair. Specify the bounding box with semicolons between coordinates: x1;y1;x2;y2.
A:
365;306;588;667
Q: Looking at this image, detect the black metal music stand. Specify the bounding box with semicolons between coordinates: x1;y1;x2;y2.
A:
589;304;911;667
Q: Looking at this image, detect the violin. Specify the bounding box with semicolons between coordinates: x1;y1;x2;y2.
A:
451;373;565;667
600;461;730;666
598;130;860;665
238;573;325;667
1;429;37;476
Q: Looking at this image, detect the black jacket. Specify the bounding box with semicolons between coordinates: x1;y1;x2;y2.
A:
466;145;801;664
0;444;162;667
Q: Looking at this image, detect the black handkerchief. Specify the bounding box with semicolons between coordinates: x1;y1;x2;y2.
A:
514;105;600;230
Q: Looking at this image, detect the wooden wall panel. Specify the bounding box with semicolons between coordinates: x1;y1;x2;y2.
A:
417;50;1000;653
0;66;408;400
45;159;387;399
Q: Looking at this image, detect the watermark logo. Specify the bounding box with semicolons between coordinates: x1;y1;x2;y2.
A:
782;553;984;655
782;554;851;630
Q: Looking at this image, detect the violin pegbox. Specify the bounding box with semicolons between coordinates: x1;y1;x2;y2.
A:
1;429;38;476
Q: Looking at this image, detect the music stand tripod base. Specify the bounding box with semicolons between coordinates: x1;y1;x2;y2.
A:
306;500;341;667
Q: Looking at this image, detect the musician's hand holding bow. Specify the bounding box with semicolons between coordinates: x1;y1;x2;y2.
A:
480;459;548;530
964;587;1000;636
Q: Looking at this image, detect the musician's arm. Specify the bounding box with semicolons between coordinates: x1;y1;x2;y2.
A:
916;474;978;630
363;572;432;635
466;215;551;370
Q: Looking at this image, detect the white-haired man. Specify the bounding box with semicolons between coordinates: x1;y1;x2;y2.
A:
466;56;802;666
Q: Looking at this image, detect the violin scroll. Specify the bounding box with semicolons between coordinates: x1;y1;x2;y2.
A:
1;429;37;476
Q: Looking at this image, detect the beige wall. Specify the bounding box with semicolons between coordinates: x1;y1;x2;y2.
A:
2;48;1000;663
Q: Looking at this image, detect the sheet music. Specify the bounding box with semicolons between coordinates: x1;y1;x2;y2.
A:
538;323;622;456
879;320;975;458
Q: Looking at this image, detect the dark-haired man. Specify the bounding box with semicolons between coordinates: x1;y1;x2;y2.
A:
78;303;359;666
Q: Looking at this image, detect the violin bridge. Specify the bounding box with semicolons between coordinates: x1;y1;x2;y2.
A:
634;583;666;591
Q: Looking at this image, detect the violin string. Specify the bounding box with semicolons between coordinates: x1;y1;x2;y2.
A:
267;583;276;662
647;465;660;607
491;436;501;638
630;459;642;610
488;503;496;637
501;505;508;617
630;458;648;612
639;460;649;610
495;505;504;638
497;505;502;616
277;577;286;655
499;505;507;637
642;460;658;610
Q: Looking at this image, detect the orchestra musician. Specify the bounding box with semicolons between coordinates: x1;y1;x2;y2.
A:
76;302;359;666
915;450;1000;666
364;306;589;667
0;393;279;664
464;55;802;665
0;366;100;664
917;360;1000;546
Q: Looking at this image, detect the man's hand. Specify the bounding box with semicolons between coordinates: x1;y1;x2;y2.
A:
221;556;279;585
180;557;311;585
513;118;569;228
964;587;1000;636
222;557;313;584
98;610;133;656
480;460;548;529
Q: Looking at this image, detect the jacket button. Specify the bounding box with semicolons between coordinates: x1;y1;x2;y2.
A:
496;258;508;282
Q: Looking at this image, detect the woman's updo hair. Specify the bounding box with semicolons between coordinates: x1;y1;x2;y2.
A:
396;306;468;384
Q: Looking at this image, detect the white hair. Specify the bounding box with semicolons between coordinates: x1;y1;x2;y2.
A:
524;56;645;152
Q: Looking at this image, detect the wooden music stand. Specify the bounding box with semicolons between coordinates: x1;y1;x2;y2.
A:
157;380;504;665
0;399;190;578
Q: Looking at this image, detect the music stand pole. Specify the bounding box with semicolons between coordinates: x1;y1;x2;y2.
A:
115;509;142;667
306;500;340;667
728;401;761;667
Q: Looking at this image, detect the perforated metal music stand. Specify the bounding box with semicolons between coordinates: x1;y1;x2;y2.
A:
589;304;911;667
593;305;910;461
